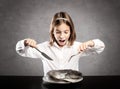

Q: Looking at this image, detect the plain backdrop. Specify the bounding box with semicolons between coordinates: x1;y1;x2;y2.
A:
0;0;120;76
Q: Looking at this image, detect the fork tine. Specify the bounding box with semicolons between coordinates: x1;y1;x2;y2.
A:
68;52;80;62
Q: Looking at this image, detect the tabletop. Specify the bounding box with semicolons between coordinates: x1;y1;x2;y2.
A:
0;76;120;89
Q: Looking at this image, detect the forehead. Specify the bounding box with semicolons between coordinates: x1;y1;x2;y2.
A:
54;23;70;31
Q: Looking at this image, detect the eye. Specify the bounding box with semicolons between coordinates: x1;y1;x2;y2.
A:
64;31;69;34
56;31;61;34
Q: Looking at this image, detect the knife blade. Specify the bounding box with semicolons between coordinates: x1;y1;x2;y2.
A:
35;47;53;61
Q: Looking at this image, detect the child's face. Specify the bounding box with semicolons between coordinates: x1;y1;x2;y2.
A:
53;23;70;47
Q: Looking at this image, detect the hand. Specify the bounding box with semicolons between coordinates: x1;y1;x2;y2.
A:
24;38;37;48
79;40;94;52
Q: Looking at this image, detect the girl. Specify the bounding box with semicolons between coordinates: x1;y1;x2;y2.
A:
16;12;105;76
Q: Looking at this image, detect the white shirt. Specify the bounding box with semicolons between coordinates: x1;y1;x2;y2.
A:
16;39;105;76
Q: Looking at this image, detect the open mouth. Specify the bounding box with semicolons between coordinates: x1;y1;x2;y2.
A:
59;40;65;42
58;40;66;46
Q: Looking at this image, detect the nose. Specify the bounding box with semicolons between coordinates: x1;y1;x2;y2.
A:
60;32;64;38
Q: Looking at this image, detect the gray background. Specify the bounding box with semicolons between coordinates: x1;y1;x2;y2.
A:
0;0;120;76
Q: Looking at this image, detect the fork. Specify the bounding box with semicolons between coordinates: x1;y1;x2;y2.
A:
68;52;81;62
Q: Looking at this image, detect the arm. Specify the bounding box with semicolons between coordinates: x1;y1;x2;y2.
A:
16;38;41;58
79;39;105;56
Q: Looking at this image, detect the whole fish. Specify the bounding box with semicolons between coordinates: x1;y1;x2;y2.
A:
47;69;83;83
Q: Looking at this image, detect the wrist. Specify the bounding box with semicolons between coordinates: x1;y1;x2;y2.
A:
24;40;28;47
89;40;95;47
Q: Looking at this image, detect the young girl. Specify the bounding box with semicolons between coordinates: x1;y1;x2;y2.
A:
16;12;105;76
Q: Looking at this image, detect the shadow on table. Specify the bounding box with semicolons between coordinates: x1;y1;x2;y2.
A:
41;81;83;89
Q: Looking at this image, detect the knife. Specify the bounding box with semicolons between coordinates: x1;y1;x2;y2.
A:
35;47;53;61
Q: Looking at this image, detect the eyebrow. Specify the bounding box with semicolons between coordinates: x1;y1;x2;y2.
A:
56;29;69;31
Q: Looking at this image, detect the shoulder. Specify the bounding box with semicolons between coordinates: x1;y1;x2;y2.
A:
73;41;81;46
71;41;81;49
36;41;50;51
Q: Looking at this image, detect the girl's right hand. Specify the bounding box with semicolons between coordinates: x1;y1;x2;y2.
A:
24;38;37;48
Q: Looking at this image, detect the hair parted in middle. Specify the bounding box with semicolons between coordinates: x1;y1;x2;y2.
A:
49;11;76;46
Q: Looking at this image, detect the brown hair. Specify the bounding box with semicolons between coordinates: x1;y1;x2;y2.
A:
49;12;76;46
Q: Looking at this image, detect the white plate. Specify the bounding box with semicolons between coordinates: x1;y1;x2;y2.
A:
42;76;83;84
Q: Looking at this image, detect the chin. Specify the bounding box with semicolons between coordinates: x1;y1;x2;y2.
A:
59;43;66;47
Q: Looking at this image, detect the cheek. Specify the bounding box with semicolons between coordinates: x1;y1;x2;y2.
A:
54;34;59;40
66;33;70;39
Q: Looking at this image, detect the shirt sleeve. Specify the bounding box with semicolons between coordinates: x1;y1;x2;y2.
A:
16;39;26;56
15;39;42;58
81;39;105;56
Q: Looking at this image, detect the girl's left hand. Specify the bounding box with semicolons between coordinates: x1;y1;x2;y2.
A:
79;40;94;52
